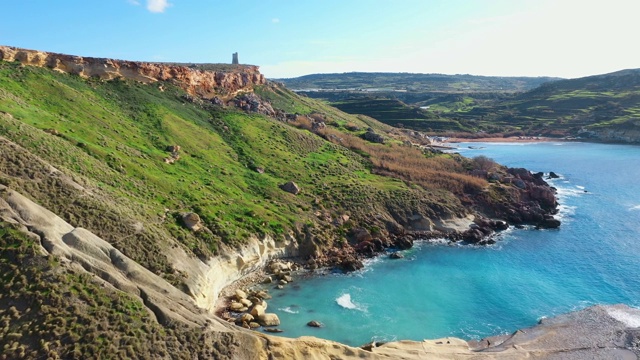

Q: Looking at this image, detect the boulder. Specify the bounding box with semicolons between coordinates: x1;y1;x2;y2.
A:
182;212;203;231
339;257;364;272
240;298;253;307
393;236;413;250
363;130;385;143
235;289;247;300
538;216;561;229
249;322;261;329
240;313;254;323
251;304;266;318
279;181;301;195
512;178;527;189
307;320;323;328
351;228;372;243
548;171;560;179
389;252;404;259
229;302;243;311
258;313;281;326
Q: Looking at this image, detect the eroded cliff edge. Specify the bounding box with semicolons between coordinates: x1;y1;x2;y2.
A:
0;45;265;99
2;184;638;359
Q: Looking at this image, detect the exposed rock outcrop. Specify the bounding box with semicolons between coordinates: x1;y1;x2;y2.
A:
1;147;638;359
0;45;266;99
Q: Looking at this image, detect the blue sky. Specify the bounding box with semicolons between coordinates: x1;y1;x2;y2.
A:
1;0;639;79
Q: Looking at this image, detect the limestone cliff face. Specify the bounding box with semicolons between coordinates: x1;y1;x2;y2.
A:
0;45;266;99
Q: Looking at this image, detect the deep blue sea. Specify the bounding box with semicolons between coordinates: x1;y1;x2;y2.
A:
263;141;640;346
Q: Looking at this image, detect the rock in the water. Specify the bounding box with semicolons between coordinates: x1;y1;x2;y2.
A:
249;322;261;329
251;304;266;318
279;181;300;195
548;171;560;179
240;313;254;323
307;320;323;328
263;328;283;333
258;313;281;326
389;252;404;259
537;216;561;229
339;257;364;272
182;212;203;231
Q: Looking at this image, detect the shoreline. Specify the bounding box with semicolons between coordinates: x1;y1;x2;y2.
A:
446;136;562;143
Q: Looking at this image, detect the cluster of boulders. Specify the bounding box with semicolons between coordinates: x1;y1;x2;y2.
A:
263;259;301;289
306;246;364;272
231;93;276;115
220;288;283;332
446;217;508;245
474;167;561;230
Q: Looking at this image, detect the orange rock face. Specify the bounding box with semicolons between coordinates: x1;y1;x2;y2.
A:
0;45;266;99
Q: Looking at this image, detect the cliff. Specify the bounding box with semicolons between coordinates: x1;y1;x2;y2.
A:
0;45;266;99
2;183;638;359
0;48;572;358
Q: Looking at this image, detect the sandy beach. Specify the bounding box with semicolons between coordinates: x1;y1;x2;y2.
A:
446;136;560;143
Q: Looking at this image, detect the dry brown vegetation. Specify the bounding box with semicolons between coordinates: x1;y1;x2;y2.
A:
300;125;488;195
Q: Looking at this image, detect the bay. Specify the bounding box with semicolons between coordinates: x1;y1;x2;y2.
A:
263;141;640;346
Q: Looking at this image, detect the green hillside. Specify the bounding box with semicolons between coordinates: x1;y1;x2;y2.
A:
0;58;561;358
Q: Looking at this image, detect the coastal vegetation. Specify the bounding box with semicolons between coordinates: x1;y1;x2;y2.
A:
0;51;559;358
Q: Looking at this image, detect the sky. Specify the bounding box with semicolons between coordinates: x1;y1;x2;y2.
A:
1;0;640;79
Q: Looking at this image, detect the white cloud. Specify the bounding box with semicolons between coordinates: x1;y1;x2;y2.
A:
272;18;280;24
147;0;171;13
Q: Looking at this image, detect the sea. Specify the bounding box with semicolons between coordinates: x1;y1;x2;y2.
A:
262;141;640;346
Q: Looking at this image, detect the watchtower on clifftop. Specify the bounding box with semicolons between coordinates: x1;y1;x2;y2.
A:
232;52;239;65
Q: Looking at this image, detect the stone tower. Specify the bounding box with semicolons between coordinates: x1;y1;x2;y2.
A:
232;52;239;65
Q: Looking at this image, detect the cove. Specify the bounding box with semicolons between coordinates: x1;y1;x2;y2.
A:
262;141;640;346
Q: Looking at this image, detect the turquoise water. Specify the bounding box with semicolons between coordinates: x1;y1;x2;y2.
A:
263;141;640;346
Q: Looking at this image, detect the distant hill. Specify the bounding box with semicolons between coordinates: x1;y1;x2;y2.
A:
276;72;562;133
454;68;640;142
276;72;561;93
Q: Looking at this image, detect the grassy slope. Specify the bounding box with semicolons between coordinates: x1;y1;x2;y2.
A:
0;61;474;271
0;61;512;358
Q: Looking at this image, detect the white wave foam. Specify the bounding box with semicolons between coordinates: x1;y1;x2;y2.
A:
336;293;365;311
606;307;640;327
575;185;585;190
278;307;299;314
629;205;640;211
